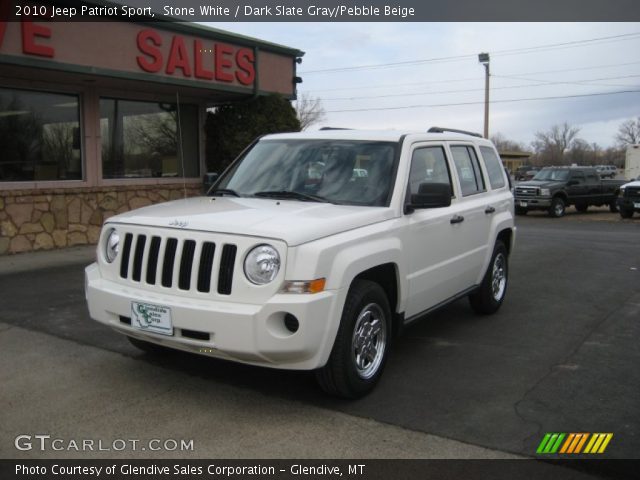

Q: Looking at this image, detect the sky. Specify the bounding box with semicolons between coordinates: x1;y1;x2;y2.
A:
204;22;640;149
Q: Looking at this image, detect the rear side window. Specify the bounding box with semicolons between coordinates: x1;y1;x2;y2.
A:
451;145;486;196
479;146;506;189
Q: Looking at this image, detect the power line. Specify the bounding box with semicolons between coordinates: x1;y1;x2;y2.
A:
319;74;640;101
301;31;640;75
306;60;640;93
325;89;640;113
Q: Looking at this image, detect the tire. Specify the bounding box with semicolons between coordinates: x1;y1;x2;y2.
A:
127;336;172;355
469;241;509;315
620;208;634;219
575;203;588;213
548;197;566;218
316;280;391;398
609;200;619;213
515;207;528;215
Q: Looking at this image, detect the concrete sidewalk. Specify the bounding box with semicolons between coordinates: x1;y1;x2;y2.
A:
0;322;519;459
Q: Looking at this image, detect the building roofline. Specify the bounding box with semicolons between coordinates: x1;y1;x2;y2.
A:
52;0;305;57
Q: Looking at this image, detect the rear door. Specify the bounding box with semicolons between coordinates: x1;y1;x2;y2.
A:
446;143;493;289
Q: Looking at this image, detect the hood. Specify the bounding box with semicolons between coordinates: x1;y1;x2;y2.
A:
622;180;640;188
106;196;395;246
517;180;565;189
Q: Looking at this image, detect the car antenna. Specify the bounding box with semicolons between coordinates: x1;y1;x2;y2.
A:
176;91;187;200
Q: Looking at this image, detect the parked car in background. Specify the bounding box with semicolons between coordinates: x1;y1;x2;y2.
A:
596;165;616;179
514;166;626;217
617;179;640;218
514;166;540;181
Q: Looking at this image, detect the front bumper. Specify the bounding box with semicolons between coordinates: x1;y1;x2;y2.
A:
617;197;640;211
85;263;342;370
514;197;552;209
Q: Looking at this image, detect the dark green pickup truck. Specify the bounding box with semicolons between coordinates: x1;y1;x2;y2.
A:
514;167;626;217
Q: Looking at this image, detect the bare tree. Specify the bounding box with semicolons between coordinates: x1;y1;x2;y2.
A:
531;122;581;165
294;93;327;130
614;117;640;146
490;132;526;152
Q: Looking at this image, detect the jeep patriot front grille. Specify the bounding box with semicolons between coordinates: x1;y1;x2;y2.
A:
119;233;237;295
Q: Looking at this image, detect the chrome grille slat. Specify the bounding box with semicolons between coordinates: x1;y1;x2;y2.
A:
131;234;146;282
178;240;197;290
146;236;162;285
117;231;237;295
197;242;216;293
161;238;178;288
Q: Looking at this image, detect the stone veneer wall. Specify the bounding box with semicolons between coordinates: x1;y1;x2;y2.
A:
0;185;201;255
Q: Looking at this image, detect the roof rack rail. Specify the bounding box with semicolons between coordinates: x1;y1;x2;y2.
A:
428;127;483;138
319;127;352;130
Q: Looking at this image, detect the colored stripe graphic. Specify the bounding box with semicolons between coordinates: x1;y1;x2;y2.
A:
538;433;613;454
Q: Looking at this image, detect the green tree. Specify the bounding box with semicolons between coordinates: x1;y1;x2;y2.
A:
205;95;301;174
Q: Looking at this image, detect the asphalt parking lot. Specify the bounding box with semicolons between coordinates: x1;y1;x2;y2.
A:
1;209;638;463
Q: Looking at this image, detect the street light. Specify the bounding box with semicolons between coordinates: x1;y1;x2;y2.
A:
478;52;490;139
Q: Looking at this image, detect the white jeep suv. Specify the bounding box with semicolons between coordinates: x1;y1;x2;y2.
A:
85;128;515;398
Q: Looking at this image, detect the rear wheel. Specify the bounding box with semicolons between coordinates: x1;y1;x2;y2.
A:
469;241;509;315
316;280;391;398
609;200;619;213
575;203;588;212
549;197;566;218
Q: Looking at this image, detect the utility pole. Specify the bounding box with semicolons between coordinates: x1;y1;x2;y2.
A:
478;52;490;139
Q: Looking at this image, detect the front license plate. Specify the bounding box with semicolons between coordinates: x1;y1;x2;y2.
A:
634;202;640;209
131;302;173;336
519;201;528;207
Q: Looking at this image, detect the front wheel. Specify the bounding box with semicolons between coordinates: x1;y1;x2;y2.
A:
316;280;391;398
469;241;509;315
620;207;634;219
549;197;566;218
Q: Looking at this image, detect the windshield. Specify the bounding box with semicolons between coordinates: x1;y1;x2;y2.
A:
213;139;398;206
533;169;570;182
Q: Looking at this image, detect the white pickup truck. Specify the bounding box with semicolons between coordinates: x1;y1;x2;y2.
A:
85;128;516;398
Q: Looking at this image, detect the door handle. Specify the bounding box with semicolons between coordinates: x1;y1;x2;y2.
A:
485;206;496;214
450;215;465;224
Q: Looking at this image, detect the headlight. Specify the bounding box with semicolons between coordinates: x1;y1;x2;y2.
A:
244;244;280;285
104;229;120;264
540;188;551;196
619;187;625;196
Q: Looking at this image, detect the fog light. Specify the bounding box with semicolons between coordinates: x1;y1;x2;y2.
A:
284;314;299;333
282;278;326;294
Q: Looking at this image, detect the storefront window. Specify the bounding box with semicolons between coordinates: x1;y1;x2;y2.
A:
100;98;199;179
0;88;82;182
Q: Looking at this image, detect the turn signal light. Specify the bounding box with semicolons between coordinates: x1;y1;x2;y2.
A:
282;278;326;294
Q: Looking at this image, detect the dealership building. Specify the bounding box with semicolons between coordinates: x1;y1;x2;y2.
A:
0;18;302;255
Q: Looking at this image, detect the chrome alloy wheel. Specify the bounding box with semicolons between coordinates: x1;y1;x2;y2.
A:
491;253;507;302
351;303;387;379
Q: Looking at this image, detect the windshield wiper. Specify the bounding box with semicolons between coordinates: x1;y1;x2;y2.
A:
254;190;331;203
210;188;241;197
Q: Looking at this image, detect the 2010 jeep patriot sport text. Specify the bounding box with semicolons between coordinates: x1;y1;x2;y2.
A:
85;128;516;398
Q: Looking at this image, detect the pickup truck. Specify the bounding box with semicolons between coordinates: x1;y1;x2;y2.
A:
514;166;625;217
85;128;516;398
617;180;640;218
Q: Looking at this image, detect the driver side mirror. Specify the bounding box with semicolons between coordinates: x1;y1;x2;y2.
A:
203;172;219;194
405;182;452;214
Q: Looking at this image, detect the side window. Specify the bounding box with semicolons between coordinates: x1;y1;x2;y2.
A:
409;146;453;197
479;146;506;189
585;173;598;183
451;145;486;196
571;172;586;184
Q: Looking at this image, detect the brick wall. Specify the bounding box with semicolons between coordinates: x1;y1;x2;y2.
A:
0;185;201;255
